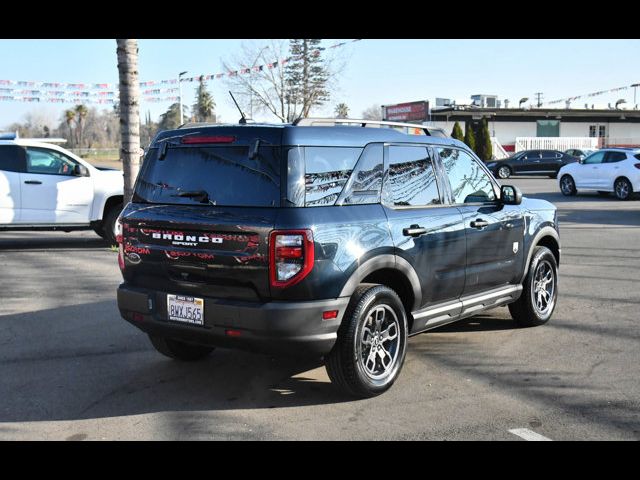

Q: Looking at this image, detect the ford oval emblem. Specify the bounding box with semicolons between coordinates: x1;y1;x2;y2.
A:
126;252;141;264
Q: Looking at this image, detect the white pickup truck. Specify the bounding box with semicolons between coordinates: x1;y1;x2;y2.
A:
0;137;124;244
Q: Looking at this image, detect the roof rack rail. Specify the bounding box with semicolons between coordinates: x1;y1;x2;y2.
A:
293;118;449;137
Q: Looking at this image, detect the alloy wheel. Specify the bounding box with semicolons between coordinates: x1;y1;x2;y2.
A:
561;176;575;195
531;259;555;316
615;179;630;200
357;304;401;381
498;166;510;179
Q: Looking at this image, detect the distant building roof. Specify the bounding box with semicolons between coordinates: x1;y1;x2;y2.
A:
431;106;640;122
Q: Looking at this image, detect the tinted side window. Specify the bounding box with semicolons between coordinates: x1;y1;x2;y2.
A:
384;146;440;207
438;148;497;204
605;152;627;163
0;145;26;172
305;147;362;207
337;144;383;205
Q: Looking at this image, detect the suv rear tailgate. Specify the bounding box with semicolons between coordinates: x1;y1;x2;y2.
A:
121;204;275;301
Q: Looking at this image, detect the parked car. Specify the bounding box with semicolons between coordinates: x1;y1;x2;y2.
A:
0;137;124;243
116;119;560;398
564;148;596;159
558;148;640;200
485;149;579;179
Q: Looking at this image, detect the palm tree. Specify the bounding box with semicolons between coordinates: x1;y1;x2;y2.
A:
334;103;349;118
64;109;76;146
75;104;88;147
116;39;141;204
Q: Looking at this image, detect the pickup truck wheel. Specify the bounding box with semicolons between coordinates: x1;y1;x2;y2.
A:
325;284;408;398
149;335;214;361
509;246;558;327
101;204;122;245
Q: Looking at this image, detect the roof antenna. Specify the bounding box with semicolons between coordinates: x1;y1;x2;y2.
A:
229;91;247;124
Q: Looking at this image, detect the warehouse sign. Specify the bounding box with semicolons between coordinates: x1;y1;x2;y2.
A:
383;101;429;122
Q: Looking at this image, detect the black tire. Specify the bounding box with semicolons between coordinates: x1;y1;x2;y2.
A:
614;177;633;201
497;165;511;179
325;284;408;398
548;172;558;179
92;226;107;240
509;246;558;327
101;204;122;245
560;174;577;196
149;335;214;361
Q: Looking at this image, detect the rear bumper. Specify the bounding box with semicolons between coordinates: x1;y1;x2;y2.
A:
117;283;350;357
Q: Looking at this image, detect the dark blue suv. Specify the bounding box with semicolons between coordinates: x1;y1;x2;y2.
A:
116;119;560;398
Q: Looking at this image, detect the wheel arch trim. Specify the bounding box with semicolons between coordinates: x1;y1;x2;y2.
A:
338;254;422;311
520;226;560;284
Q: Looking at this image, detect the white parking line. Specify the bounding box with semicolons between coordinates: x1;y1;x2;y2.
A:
508;428;552;441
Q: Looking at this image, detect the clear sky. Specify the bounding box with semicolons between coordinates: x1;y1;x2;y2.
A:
1;39;639;130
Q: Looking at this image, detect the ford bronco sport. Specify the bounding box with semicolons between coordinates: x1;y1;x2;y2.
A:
116;119;560;398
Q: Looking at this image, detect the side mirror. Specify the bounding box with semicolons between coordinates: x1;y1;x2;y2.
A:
501;185;522;205
578;158;584;164
74;164;90;177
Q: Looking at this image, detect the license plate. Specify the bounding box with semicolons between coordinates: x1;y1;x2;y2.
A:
167;294;204;325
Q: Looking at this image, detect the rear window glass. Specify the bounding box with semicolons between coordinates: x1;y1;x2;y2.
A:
134;145;281;207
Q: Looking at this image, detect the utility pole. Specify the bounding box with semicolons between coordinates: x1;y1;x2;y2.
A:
534;92;543;108
632;83;640;108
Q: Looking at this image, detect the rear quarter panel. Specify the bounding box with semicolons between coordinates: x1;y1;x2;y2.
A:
272;204;394;301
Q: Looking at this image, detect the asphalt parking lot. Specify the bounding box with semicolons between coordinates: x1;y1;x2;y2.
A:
0;177;638;440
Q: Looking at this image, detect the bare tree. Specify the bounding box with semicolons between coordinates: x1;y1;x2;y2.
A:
116;39;141;204
361;104;383;120
223;39;344;123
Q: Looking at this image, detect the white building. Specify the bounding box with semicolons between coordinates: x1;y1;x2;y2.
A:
428;106;640;153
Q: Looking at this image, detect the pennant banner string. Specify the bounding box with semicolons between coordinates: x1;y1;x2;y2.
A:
0;40;361;104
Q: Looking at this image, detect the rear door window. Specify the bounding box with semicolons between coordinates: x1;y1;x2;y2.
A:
384;145;441;207
134;145;281;207
0;145;26;172
337;144;383;205
604;151;627;163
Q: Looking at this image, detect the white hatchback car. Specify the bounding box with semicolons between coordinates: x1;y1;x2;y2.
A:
0;137;124;242
558;148;640;200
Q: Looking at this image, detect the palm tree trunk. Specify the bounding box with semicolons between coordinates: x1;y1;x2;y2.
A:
116;39;141;204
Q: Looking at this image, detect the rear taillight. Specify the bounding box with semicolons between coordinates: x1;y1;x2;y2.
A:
116;217;125;272
634;163;640;170
269;230;314;288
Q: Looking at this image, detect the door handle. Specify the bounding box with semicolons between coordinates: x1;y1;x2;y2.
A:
470;219;489;229
24;180;42;185
402;224;428;237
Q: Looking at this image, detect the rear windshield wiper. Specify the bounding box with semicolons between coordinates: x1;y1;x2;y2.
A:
171;190;216;205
